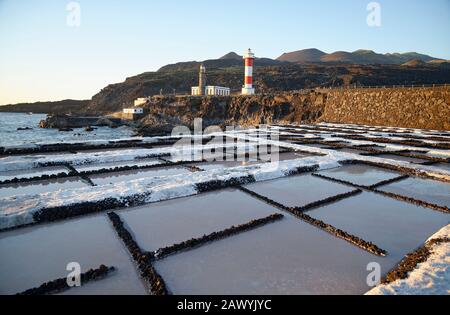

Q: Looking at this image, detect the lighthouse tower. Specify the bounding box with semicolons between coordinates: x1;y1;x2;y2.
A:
241;48;255;95
198;64;206;96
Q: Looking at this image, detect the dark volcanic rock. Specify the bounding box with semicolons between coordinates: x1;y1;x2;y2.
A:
137;123;176;137
134;92;327;136
17;265;115;295
40;114;124;129
0;99;89;114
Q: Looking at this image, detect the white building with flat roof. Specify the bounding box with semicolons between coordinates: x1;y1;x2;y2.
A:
192;86;230;96
134;98;149;107
191;64;230;96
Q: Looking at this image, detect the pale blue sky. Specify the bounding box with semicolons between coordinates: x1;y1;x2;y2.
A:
0;0;449;104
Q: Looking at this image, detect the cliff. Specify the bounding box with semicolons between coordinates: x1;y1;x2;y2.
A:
137;92;326;135
136;86;450;135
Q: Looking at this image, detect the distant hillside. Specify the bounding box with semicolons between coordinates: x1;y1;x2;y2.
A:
276;48;442;64
402;59;427;67
0;99;90;114
277;48;326;63
88;61;450;113
220;52;242;60
320;51;357;63
386;52;438;64
158;52;287;72
428;59;450;65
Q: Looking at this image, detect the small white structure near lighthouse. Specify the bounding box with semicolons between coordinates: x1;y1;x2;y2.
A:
122;106;145;120
192;86;230;96
123;97;148;120
133;98;149;107
242;48;256;95
123;108;144;115
191;64;230;96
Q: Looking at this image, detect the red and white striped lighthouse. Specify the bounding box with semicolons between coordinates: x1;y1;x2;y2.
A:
242;48;255;95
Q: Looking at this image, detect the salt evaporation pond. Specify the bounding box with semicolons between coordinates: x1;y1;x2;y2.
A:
316;164;400;186
378;177;450;208
308;192;449;257
89;166;191;186
119;189;282;252
154;214;401;295
74;158;162;173
243;173;354;208
375;154;429;164
0;214;146;295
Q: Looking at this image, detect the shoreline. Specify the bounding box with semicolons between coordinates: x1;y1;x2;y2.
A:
0;112;137;148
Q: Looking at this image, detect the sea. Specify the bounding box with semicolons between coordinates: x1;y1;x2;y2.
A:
0;112;135;147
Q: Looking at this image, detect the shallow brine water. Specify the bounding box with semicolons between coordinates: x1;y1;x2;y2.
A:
0;214;146;295
154;215;402;295
119;189;283;252
379;177;450;208
308;192;449;256
430;163;450;172
375;154;429;164
192;151;313;171
316;164;400;186
243;174;354;208
193;160;264;170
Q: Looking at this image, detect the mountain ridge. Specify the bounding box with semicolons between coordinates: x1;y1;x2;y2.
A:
277;48;326;63
276;48;442;64
158;48;444;72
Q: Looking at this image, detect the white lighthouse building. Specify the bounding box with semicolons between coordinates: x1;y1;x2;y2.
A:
242;48;255;95
191;64;230;96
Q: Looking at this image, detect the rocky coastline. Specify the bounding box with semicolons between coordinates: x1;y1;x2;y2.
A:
39;114;125;130
10;86;450;136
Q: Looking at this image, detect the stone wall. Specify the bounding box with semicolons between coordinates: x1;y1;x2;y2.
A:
320;86;450;130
